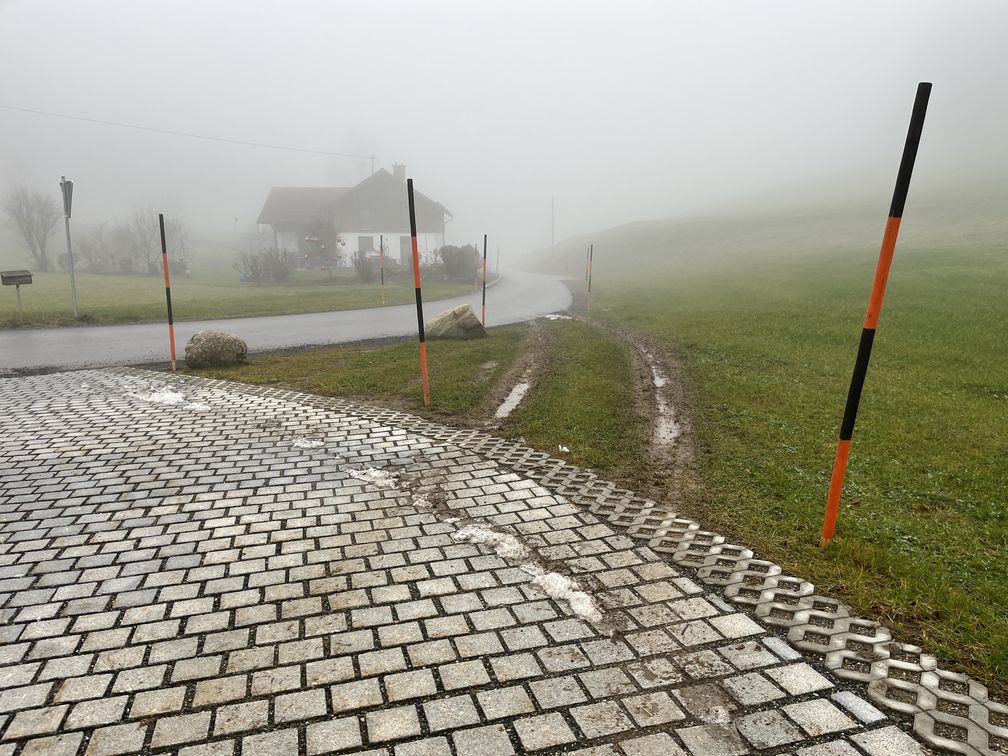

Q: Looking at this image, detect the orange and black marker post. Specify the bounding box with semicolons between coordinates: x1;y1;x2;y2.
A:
587;243;594;310
158;213;177;371
406;179;430;406
820;82;931;548
379;233;385;306
481;233;488;326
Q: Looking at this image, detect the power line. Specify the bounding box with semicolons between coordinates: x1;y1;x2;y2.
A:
0;103;375;162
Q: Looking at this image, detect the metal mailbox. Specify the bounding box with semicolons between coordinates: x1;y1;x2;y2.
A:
1;270;33;286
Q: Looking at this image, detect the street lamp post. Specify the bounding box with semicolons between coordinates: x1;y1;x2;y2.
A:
59;176;78;318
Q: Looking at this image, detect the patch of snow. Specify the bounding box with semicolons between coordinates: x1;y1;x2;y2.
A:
291;436;325;449
345;466;398;488
453;523;530;561
541;313;573;321
80;383;90;390
185;402;210;411
452;523;602;622
128;387;187;405
494;382;531;419
524;567;603;623
558;444;570;453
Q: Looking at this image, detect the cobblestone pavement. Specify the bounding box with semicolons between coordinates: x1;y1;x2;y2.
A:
0;369;980;755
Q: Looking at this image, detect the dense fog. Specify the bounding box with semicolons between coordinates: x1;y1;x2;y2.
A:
2;1;1006;255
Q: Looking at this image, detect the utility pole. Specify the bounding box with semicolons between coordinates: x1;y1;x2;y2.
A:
551;196;555;247
59;176;78;318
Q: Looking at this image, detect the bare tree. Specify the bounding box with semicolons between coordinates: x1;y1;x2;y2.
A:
2;185;62;272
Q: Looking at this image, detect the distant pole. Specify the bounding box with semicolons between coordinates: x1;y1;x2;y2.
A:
551;196;555;247
585;245;590;284
587;243;594;311
481;234;488;326
820;82;932;548
59;176;78;318
158;214;177;372
407;179;430;406
379;234;385;306
496;245;501;275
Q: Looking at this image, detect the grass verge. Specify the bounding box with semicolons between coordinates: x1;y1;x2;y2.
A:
500;319;645;476
189;327;528;419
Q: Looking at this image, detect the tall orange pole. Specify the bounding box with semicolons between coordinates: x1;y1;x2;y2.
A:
407;179;430;406
158;214;177;371
820;82;932;547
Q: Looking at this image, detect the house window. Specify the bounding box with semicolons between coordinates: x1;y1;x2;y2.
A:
358;235;374;252
399;236;412;263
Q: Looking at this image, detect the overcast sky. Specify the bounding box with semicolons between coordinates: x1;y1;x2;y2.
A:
1;0;1005;253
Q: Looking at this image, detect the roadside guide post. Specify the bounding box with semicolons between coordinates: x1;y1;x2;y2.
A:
820;82;932;547
407;179;430;406
158;214;178;372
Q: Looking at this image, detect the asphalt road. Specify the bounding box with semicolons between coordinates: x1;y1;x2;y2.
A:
0;271;571;373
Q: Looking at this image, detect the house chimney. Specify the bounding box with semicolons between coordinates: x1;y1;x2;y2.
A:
393;163;406;182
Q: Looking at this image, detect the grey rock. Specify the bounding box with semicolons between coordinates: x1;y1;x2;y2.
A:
184;330;247;368
425;304;486;340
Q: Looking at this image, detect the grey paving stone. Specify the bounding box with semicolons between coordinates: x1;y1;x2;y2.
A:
4;705;68;739
831;691;887;725
366;705;422;743
213;699;268;736
64;696;127;729
394;736;452;756
513;712;577;751
675;723;749;756
306;716;362;754
795;741;862;756
452;724;515;756
83;721;148;755
243;728;299;756
438;659;490;690
129;686;186;717
475;685;535;720
851;726;929;756
735;709;804;749
21;732;83;756
423;695;481;732
570;700;634;739
386;669;438;701
784;699;857;737
619;733;689;756
151;711;211;748
530;675;587;709
722;672;786;706
621;691;686;727
765;663;834;695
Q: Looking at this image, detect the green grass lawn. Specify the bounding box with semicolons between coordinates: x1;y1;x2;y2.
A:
587;243;1007;693
190;326;528;419
0;266;473;328
500;320;645;475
